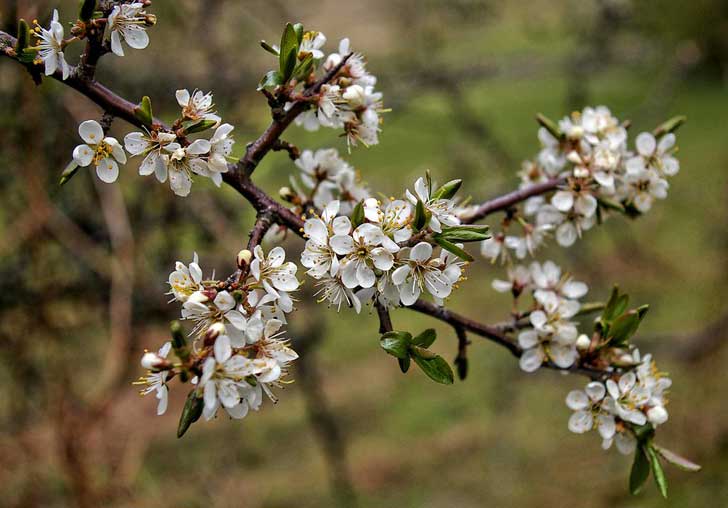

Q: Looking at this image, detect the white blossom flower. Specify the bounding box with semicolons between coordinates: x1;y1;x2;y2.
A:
168;252;203;302
529;260;588;301
620;169;669;213
405;177;460;233
204;123;234;184
363;198;412;251
391;242;453;305
175;89;221;124
551;187;598;218
163;139;211;197
604;372;650;426
314;274;362;313
72;120;127;183
565;381;616;440
299;31;327;59
124;130;176;181
301;201;349;278
492;264;531;295
35;9;70;80
250;246;300;310
602;430;637;455
333;224;394;289
107;2;150;57
626;132;680;178
325;38;376;87
136;342;172;415
480;234;507;264
536;203;595;247
182;290;247;346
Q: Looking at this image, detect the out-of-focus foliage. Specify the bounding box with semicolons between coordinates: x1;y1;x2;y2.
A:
1;1;727;507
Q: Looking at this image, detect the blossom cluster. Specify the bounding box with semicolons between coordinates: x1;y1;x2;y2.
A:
32;3;154;80
71;88;235;196
492;260;589;372
479;106;681;263
300;176;466;312
289;36;384;147
137;247;301;421
565;351;671;454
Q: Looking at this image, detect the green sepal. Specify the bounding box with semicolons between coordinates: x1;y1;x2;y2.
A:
412;352;454;385
646;445;669;498
258;70;284;90
398;357;411;373
350;200;365;228
434;224;490;243
629;445;651;495
260;40;279;56
78;0;97;22
431;179;462;200
434;237;474;262
177;390;204;438
380;331;411;360
15;19;30;53
411;328;436;348
134;95;154;127
182;119;217;134
59;160;80;186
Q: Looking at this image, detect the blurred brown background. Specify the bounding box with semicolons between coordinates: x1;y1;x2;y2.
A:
1;1;727;507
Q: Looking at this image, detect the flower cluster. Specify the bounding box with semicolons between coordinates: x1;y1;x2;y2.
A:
479;106;681;262
301;179;466;312
492;260;588;372
288;36;384;147
137;248;301;421
565;351;671;454
31;4;155;80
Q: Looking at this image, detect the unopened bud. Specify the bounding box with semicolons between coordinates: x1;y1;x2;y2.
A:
576;334;591;351
206;322;225;340
573;166;590;179
187;291;209;304
141;352;167;370
567;150;582;165
647;406;668;425
279;186;298;203
237;249;252;269
144;14;157;26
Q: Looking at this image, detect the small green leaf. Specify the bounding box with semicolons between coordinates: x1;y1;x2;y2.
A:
78;0;97;22
134;95;154;126
292;52;314;81
15;19;30;53
412;353;454;385
260;40;279;56
431;179;462;200
177;390;204;438
182;119;218;134
636;304;649;321
630;446;651;495
279;22;299;81
350;200;365;228
425;169;433;196
434;225;490;243
380;331;411;360
292;23;304;46
609;310;641;345
536;113;563;139
602;287;629;323
398;357;410;373
413;199;428;231
411;329;436;348
434;237;474;262
653;115;686;137
410;345;437;359
653;445;702;472
646;445;669;498
598;197;626;213
258;70;283;90
59;160;80;186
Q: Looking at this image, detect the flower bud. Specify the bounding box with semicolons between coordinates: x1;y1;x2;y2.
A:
206;322;226;340
187;291;209;304
279;186;296;203
342;84;365;108
144;14;157;26
576;334;591;351
566;150;582;165
141;352;167;370
237;249;252;269
647;405;668;425
573;167;590;179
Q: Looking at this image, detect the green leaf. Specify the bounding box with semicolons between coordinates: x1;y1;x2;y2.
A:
350;200;365;228
413;199;428;231
182;119;218;134
636;304;649;321
646;445;669;498
608;310;641;345
258;70;283;90
412;353;454;385
292;52;314;81
602;287;629;323
78;0;97;22
134;95;154;127
292;23;304;46
630;446;651;495
653;445;702;472
398;357;410;373
279;23;299;81
536;113;563;139
15;19;30;53
380;331;411;360
434;225;490;243
177;390;204;438
411;328;437;348
598;197;626;213
653;115;686;137
425;169;433;196
431;179;462;200
260;40;279;56
434;237;474;262
59;160;80;186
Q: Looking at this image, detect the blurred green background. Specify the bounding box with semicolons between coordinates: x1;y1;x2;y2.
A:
1;1;727;507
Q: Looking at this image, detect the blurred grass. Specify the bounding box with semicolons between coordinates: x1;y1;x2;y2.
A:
1;1;728;507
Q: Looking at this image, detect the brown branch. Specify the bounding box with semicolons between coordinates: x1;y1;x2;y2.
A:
461;177;565;224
